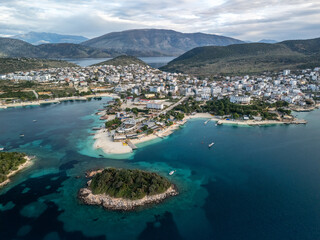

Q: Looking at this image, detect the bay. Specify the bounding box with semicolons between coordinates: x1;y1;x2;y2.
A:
0;99;320;240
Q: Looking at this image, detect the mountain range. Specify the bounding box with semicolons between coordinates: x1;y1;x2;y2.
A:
161;37;320;75
0;38;117;58
1;29;244;58
81;29;244;56
12;32;88;45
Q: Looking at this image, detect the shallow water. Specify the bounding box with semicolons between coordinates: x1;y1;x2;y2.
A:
0;99;320;240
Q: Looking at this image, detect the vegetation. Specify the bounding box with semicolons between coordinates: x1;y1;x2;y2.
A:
90;168;172;200
82;29;243;57
0;91;36;101
160;37;320;75
91;55;147;67
105;118;122;129
0;38;116;59
202;99;279;119
0;152;27;183
0;57;78;74
174;98;289;120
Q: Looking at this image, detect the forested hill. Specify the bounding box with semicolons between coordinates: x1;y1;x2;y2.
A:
160;37;320;75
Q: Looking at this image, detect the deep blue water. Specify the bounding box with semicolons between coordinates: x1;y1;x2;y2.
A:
0;99;320;240
64;57;175;68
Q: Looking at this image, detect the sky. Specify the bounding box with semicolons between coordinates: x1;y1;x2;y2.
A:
0;0;320;41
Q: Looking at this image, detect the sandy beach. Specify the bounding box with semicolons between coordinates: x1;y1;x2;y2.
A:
0;156;34;188
93;129;133;154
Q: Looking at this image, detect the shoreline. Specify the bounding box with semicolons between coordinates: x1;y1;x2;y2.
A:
78;183;178;211
93;112;307;155
93;129;133;154
0;156;34;188
0;93;118;109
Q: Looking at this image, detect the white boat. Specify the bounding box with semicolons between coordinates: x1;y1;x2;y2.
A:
33;120;37;122
169;170;176;175
0;147;4;151
208;142;214;148
204;119;210;125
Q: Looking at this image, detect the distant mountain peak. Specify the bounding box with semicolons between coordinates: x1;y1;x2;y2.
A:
82;29;244;57
12;32;88;45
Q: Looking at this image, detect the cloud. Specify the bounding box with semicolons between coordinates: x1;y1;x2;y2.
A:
0;0;319;41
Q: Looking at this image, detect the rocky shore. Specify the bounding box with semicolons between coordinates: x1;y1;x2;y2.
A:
78;169;178;210
78;185;178;211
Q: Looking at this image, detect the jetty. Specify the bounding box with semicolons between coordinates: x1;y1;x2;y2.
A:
291;119;308;124
127;140;138;150
204;119;210;125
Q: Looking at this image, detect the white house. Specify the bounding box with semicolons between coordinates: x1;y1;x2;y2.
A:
230;95;251;104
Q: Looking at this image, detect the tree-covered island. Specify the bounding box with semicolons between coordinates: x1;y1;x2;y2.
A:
78;168;178;210
0;152;32;187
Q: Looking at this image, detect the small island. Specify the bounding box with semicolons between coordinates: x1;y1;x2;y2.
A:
78;168;178;210
0;152;33;187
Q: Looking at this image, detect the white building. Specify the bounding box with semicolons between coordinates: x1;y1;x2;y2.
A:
283;69;291;76
230;95;251;104
149;86;161;93
146;102;164;110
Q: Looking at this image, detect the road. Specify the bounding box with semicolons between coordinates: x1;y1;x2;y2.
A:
158;96;187;115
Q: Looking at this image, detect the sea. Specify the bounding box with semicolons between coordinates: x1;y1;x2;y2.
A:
64;57;176;68
0;98;320;240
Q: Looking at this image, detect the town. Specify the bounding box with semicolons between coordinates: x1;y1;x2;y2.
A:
0;61;319;153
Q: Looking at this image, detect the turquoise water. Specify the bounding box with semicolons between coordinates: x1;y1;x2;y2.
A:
0;99;320;240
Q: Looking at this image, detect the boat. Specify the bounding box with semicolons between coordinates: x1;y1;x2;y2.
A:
33;120;37;122
0;147;4;151
204;119;210;125
20;134;24;137
208;142;214;148
169;170;176;175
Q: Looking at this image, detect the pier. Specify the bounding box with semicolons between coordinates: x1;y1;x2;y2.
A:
127;140;138;150
291;119;308;124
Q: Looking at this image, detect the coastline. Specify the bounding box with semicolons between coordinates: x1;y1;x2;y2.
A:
0;93;118;109
93;112;308;155
78;183;178;211
0;156;33;188
93;129;133;154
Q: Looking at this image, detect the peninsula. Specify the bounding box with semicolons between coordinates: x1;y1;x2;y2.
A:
0;152;33;187
78;168;178;210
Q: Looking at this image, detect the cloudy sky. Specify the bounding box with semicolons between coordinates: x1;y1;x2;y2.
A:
1;0;320;41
